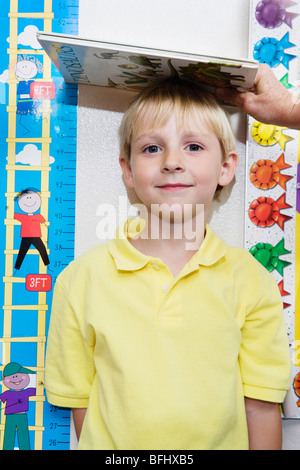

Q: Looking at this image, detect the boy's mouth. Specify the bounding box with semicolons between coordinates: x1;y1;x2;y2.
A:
156;183;193;190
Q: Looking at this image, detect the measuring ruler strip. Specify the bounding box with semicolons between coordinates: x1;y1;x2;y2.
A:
0;0;79;450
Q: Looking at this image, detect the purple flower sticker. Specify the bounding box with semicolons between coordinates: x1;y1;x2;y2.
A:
255;0;298;29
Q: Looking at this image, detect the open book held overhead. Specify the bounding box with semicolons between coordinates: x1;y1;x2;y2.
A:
37;31;258;93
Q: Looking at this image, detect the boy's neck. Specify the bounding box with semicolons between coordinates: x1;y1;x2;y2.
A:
128;211;206;277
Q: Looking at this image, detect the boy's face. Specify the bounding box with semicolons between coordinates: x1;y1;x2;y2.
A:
120;110;238;220
18;191;41;214
3;372;30;391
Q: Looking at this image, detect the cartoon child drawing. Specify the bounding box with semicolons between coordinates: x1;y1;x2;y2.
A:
14;189;50;271
14;56;43;134
0;362;36;450
14;58;38;116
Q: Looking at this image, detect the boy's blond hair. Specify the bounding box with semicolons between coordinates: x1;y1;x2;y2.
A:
119;78;236;165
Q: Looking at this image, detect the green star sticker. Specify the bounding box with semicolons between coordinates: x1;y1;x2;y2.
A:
249;238;291;276
280;73;293;89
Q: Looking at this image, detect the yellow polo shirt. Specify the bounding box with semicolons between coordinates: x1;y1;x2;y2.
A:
45;221;291;450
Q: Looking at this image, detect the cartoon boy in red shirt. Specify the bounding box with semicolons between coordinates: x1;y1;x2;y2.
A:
14;189;50;270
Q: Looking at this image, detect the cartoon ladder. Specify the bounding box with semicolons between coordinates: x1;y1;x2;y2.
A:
1;0;54;449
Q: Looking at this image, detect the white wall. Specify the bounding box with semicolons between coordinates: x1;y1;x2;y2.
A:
71;0;300;449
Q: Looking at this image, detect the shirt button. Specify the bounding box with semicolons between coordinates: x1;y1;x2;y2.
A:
150;264;160;270
162;284;169;293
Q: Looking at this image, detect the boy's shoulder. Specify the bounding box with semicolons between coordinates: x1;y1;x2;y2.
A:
57;240;112;284
224;242;254;263
223;239;270;274
220;238;279;293
206;226;267;274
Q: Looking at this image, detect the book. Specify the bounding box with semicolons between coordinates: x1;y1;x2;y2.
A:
37;31;258;93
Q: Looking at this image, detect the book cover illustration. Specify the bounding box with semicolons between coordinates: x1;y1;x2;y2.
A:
37;32;258;92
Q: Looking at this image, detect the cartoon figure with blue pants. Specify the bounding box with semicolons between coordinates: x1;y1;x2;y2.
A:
14;57;41;134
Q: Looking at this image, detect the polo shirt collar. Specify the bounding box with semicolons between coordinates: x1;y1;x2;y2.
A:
192;224;227;267
108;219;150;271
108;219;227;272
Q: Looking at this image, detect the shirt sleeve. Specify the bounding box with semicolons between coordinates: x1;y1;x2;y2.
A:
14;213;24;222
239;273;291;403
45;271;96;409
0;392;6;403
37;214;46;223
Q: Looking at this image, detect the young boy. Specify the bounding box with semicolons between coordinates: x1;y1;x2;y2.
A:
45;79;291;450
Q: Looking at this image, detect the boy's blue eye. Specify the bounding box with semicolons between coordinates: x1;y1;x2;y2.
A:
187;144;202;151
144;145;161;154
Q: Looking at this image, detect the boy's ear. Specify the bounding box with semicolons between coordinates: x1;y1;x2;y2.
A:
119;155;134;188
218;151;239;187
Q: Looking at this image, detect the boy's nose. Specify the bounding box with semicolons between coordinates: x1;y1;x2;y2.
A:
161;150;185;173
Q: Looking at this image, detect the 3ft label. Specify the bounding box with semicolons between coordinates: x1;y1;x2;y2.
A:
26;274;52;292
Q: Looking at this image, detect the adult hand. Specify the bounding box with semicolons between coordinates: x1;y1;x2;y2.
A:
215;64;300;130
